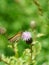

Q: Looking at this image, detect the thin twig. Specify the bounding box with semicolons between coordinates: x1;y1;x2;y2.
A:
33;0;43;16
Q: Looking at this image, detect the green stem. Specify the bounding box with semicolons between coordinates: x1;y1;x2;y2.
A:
30;43;32;65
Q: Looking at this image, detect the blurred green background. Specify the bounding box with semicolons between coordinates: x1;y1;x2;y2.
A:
0;0;49;65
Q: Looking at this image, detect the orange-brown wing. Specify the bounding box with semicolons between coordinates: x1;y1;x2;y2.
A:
8;32;22;43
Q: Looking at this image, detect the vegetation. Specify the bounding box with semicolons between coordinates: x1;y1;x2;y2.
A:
0;0;49;65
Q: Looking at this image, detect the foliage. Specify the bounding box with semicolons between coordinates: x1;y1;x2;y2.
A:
0;0;49;65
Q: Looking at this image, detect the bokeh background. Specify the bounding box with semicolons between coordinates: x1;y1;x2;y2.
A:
0;0;49;65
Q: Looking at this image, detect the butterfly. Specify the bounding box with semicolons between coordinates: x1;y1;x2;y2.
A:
8;32;22;43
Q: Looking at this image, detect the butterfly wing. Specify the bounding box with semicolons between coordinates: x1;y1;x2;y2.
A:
8;32;22;43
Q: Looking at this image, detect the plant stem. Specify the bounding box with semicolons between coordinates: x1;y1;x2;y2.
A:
30;43;32;65
33;0;43;16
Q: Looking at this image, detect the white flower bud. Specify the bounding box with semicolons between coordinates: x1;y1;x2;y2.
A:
30;20;36;29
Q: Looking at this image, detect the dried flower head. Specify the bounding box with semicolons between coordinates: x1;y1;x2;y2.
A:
0;27;6;34
22;31;32;44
